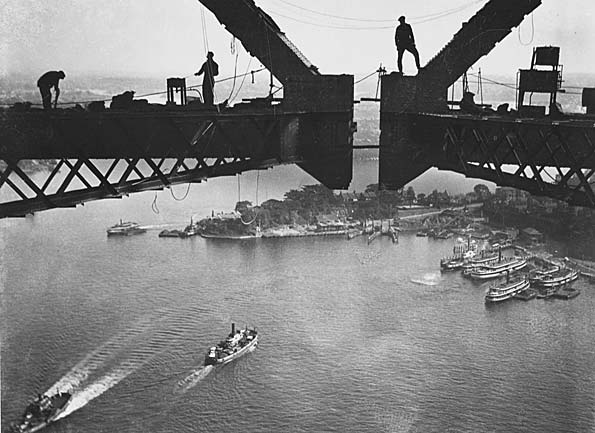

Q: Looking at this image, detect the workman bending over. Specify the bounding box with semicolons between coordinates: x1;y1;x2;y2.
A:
395;16;421;74
37;70;66;110
195;52;219;106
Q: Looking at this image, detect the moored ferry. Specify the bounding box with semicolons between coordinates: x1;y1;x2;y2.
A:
204;323;258;366
462;251;501;274
9;392;71;433
106;220;146;236
469;257;527;280
485;275;530;303
531;268;579;288
528;265;560;284
440;256;466;271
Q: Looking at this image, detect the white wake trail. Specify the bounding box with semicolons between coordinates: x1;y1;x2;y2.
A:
55;362;140;419
410;272;441;286
45;320;156;395
175;365;214;393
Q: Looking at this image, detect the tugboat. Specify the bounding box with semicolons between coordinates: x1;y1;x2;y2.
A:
204;323;258;366
9;392;71;433
180;217;200;238
106;220;146;236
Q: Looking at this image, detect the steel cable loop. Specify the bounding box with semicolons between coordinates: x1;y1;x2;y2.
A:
170;183;192;201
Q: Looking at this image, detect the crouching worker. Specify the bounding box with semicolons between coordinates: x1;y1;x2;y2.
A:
37;71;66;110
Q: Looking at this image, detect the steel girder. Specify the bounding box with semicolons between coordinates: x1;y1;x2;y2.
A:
0;112;291;218
409;113;595;207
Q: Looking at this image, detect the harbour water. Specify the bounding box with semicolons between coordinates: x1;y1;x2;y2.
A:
1;167;595;432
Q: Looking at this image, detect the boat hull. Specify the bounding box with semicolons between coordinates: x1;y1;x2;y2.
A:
485;280;530;303
11;393;71;433
218;335;258;365
470;260;527;280
204;327;259;367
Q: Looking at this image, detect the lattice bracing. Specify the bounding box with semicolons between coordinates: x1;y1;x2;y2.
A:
411;113;595;207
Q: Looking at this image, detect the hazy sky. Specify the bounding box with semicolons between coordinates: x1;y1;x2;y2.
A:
2;0;594;79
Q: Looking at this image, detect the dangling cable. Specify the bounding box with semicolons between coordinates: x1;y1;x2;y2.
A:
170;183;192;201
151;192;160;214
518;13;535;46
231;58;255;103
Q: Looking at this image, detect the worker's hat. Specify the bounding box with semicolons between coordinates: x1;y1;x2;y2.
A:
398;16;406;22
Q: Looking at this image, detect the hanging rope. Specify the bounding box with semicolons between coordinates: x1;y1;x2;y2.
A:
170;183;192;201
227;49;240;101
518;13;535;46
231;57;255;103
265;25;275;97
151;192;160;214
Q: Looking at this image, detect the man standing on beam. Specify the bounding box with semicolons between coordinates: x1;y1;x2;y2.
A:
395;16;421;75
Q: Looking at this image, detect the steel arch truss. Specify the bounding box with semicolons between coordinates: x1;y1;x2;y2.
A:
0;113;289;218
411;114;595;207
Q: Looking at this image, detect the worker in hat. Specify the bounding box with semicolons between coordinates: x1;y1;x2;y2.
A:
37;71;66;110
395;16;421;74
195;51;219;106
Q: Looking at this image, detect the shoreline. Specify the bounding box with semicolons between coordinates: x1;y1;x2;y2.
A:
199;229;352;240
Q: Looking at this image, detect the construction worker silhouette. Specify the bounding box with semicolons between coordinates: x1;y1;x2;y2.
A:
195;52;219;106
395;16;421;74
37;71;65;110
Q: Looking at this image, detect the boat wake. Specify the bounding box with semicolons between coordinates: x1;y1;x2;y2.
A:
45;322;153;396
175;365;214;394
410;272;441;286
55;363;140;419
41;313;183;420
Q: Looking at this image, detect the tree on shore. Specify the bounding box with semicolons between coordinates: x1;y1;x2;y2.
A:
405;186;416;206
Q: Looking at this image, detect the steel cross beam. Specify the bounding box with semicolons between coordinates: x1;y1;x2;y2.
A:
0;110;279;217
0;97;354;218
407;114;595;207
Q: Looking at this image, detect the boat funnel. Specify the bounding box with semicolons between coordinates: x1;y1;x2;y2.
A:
231;323;235;334
498;247;502;262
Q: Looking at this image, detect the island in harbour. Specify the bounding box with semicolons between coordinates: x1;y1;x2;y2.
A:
192;184;481;240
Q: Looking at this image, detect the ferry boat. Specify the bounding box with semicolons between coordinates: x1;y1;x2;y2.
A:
531;268;579;289
528;265;560;284
9;392;71;433
106;220;146;236
469;257;527;280
485;275;530;303
204;323;258;366
462;251;500;274
440;256;466;271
